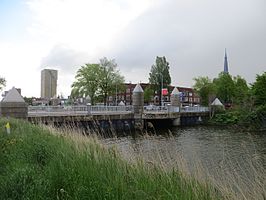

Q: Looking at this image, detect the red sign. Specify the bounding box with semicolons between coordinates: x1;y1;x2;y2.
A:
162;88;168;96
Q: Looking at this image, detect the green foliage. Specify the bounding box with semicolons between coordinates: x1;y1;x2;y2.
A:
213;72;235;104
193;76;215;106
149;56;171;105
71;63;101;104
0;119;218;200
211;111;240;124
98;57;125;105
144;85;154;103
0;76;6;91
233;75;250;106
71;58;125;105
252;72;266;106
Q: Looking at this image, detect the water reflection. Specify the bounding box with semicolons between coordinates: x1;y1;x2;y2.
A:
102;126;266;199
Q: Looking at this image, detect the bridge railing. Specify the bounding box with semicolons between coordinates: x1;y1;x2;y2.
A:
143;105;180;113
28;105;133;114
143;105;209;113
28;105;88;113
91;106;132;112
180;106;209;113
28;105;208;116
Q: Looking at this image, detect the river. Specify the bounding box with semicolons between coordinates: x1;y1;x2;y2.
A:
101;126;266;199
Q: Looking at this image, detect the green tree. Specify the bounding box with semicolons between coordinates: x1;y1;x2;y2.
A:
213;72;235;104
252;72;266;106
71;63;101;105
98;57;125;105
233;75;250;106
144;85;154;104
148;56;171;105
193;76;215;106
0;77;6;91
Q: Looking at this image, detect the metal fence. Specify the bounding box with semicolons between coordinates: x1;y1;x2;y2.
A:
143;105;180;113
28;105;208;116
28;105;133;115
180;106;209;113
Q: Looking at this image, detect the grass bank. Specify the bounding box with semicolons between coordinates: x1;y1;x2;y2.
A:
0;118;219;200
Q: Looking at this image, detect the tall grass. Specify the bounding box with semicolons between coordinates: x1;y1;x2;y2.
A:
103;128;265;200
0;118;219;200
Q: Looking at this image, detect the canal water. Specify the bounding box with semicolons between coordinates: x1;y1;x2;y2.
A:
101;126;266;199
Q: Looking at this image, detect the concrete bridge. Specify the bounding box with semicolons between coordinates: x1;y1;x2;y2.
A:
1;86;209;129
27;105;209;127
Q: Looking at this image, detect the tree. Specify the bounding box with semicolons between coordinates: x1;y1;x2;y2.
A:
0;77;6;91
98;57;125;105
71;63;101;105
233;75;250;106
148;56;171;105
213;72;235;105
252;72;266;106
193;76;214;106
71;58;125;105
144;85;154;104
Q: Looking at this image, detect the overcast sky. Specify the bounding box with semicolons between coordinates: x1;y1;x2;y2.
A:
0;0;265;97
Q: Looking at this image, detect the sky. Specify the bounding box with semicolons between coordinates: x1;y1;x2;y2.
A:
0;0;265;98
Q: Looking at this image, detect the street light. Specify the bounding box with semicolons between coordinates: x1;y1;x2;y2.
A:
160;73;163;106
115;83;117;106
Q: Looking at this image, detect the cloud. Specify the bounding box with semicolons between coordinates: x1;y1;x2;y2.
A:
40;44;90;74
106;0;266;86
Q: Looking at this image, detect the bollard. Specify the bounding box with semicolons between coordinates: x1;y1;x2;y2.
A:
5;122;10;134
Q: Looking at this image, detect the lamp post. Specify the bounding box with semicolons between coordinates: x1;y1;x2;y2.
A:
160;73;163;106
115;83;117;106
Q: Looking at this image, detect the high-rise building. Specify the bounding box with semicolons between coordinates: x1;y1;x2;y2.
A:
224;49;229;73
41;69;58;99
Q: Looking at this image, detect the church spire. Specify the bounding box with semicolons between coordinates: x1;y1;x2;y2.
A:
224;48;229;73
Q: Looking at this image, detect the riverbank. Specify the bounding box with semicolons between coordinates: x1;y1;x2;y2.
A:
209;105;266;131
0;118;219;200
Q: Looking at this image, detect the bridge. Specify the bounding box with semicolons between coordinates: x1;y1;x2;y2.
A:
0;86;209;129
27;105;209;127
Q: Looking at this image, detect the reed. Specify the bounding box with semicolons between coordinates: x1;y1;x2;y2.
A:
0;118;218;200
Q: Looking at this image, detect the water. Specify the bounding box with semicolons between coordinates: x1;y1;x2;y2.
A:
101;126;266;199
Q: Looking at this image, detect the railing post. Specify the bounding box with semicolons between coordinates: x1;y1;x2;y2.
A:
86;104;91;115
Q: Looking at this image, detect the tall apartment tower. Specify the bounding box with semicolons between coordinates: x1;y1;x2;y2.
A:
41;69;58;99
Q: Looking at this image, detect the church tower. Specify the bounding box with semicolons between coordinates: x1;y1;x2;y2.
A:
224;49;229;73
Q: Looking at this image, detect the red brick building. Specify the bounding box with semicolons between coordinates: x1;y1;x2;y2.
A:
108;83;200;106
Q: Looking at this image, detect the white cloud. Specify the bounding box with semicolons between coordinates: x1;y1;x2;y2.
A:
1;0;265;97
26;0;155;54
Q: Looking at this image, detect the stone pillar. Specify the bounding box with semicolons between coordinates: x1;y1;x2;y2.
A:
170;87;181;126
0;87;28;119
132;83;144;115
170;87;180;112
132;83;144;129
170;87;180;106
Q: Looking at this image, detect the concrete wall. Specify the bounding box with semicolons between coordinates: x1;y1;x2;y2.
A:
0;102;28;119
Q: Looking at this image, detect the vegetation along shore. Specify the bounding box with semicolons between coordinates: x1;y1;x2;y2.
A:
0;118;222;200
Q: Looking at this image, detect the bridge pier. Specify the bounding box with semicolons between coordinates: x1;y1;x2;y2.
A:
132;83;144;130
0;87;28;119
172;117;181;126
